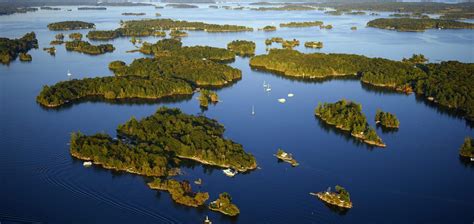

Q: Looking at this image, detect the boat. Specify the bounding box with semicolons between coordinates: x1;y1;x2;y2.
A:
471;158;474;162
263;81;267;88
203;216;212;224
278;98;286;103
265;84;271;92
83;161;92;167
222;168;237;177
288;93;294;97
251;105;255;115
194;178;202;185
67;70;72;78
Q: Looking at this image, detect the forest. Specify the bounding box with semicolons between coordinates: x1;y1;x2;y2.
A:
148;179;209;207
0;32;38;64
459;137;473;159
227;40;256;57
315;100;385;147
367;18;474;32
117;107;257;171
65;40;115;55
375;109;400;128
47;21;95;31
280;21;323;27
250;49;474;121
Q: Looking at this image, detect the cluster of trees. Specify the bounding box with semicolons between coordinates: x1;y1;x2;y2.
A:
335;185;351;202
169;30;188;38
0;32;38;64
320;24;333;29
282;39;300;49
122;18;253;33
375;109;400;128
69;33;82;41
315;100;385;147
325;10;343;16
19;53;32;61
227;40;256;57
65;40;115;55
261;25;277;31
459;137;473;159
367;18;474;32
148;179;209;207
0;6;37;16
122;12;146;16
112;55;240;86
345;11;366;15
280;21;323;27
198;89;219;108
165;3;198;8
77;7;107;10
209;193;240;216
36;76;193;107
43;47;56;56
70;132;173;177
304;41;323;49
250;49;473;121
402;54;428;64
117;107;257;171
47;21;95;31
252;5;315;11
140;38;183;54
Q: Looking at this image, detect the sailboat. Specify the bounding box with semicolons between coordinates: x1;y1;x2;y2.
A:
67;70;72;78
251;105;255;115
265;84;271;92
263;81;267;88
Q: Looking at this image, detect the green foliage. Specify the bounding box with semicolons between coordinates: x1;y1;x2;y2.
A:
402;54;428;64
47;21;95;31
227;40;255;57
262;25;277;31
315;100;385;146
148;179;209;207
199;89;218;108
209;192;240;216
117;107;257;171
280;21;323;27
65;40;114;55
169;30;188;38
68;33;83;41
122;18;252;33
140;38;183;54
367;18;474;32
459;137;474;158
18;53;31;61
122;12;146;16
304;41;323;49
55;33;64;40
375;109;400;128
0;32;38;64
252;5;315;11
86;30;120;40
335;185;351;202
36;76;193;107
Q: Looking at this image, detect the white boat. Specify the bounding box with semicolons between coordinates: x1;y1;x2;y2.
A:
67;70;72;77
83;161;92;167
204;216;212;224
471;158;474;162
278;98;286;103
251;105;255;115
265;84;271;92
288;93;294;97
263;81;267;88
223;168;237;177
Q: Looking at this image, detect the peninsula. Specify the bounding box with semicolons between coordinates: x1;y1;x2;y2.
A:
0;32;38;64
367;18;474;32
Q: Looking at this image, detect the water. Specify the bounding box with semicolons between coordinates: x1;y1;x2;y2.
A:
0;4;473;224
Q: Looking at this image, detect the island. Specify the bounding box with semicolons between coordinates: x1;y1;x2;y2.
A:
325;10;343;16
320;24;333;29
367;18;474;32
280;21;323;28
77;7;107;10
227;40;256;57
459;137;474;159
252;5;315;11
304;41;323;49
199;89;219;108
282;39;300;49
148;179;209;207
166;4;199;8
345;11;366;15
19;53;32;62
0;6;37;16
311;185;352;209
250;49;474;121
261;25;277;32
43;47;56;56
315;100;386;147
170;30;188;38
47;21;95;31
209;193;240;216
55;33;64;40
65;40;115;55
265;37;284;45
87;18;253;41
69;33;83;41
122;12;146;16
274;148;299;167
40;6;61;11
375;109;400;128
156;13;161;17
0;32;38;64
351;26;357;30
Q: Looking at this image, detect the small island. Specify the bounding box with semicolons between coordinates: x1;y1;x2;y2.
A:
311;185;352;209
0;32;38;64
69;33;82;41
170;30;188;38
43;47;56;56
77;7;107;10
265;37;284;45
315;100;386;147
227;40;256;57
65;40;115;55
261;25;277;31
459;137;474;159
367;18;474;32
282;39;300;49
166;3;199;8
198;89;219;108
274;148;299;167
209;193;240;216
304;41;323;49
375;109;400;128
320;24;333;29
148;179;209;207
19;53;32;62
280;21;323;28
47;21;95;31
252;5;315;11
122;12;146;16
351;26;357;30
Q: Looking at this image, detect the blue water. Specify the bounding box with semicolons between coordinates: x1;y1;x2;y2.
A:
0;4;473;224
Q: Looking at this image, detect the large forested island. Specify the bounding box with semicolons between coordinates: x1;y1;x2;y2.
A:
87;18;252;41
459;137;474;159
367;18;474;32
0;32;38;64
65;40;115;55
71;107;256;174
227;40;256;57
280;21;323;27
315;100;386;147
148;179;209;207
47;21;95;31
250;49;474;121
